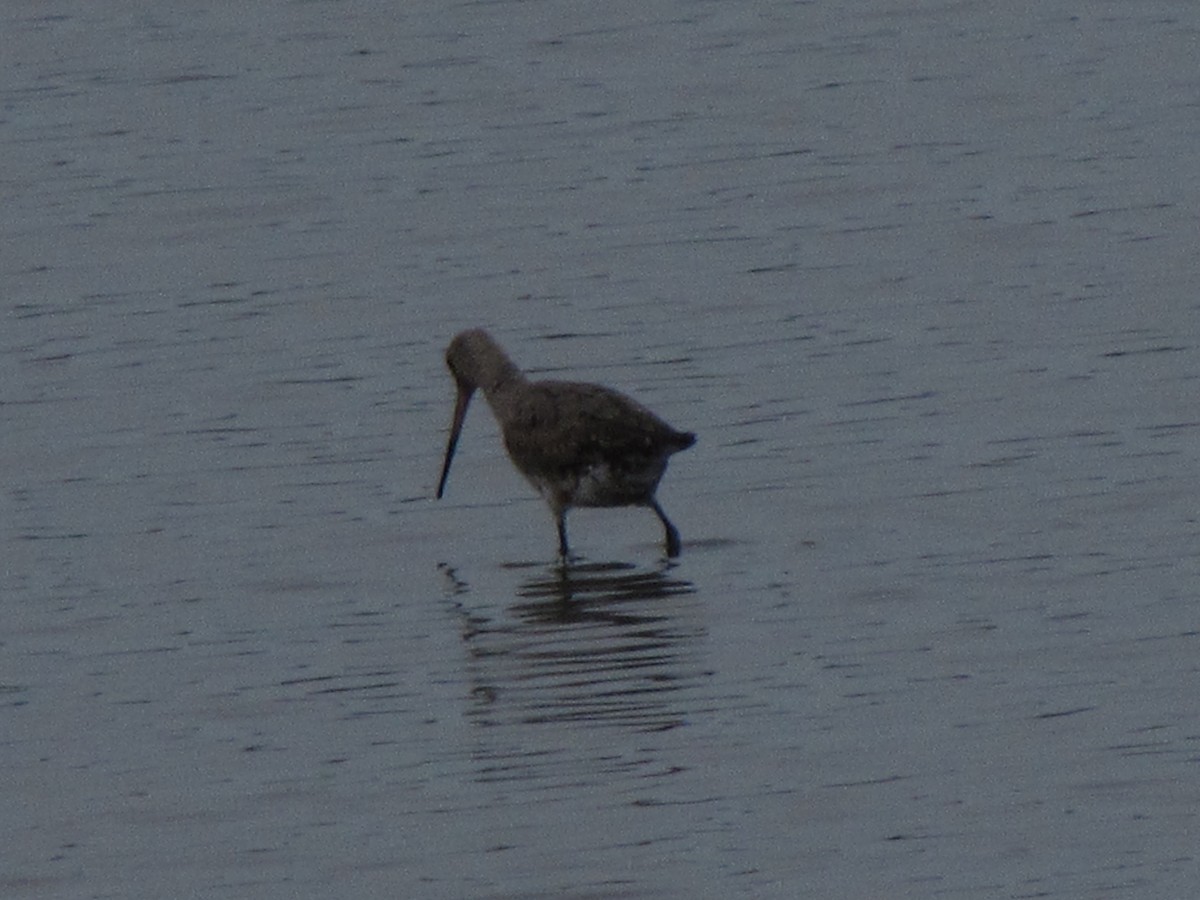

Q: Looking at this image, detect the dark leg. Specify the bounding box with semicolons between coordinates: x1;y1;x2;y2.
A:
651;501;682;558
556;510;570;560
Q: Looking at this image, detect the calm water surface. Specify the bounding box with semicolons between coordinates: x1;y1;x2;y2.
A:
4;2;1200;898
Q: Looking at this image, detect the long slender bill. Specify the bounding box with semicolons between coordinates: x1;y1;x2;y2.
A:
435;384;473;499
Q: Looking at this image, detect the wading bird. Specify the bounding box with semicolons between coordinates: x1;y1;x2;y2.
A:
435;329;694;559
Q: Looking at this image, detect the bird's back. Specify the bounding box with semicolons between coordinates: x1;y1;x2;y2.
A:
491;379;692;495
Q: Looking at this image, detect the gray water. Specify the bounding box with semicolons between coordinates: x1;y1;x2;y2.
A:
4;2;1200;897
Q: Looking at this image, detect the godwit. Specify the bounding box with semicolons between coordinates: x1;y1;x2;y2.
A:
435;329;695;559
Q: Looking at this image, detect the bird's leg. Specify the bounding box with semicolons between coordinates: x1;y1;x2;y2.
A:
556;510;570;561
651;501;682;558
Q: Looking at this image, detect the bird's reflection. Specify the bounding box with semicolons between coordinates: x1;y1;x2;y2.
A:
515;559;695;617
440;559;706;735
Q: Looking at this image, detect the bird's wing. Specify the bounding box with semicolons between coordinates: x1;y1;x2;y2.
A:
501;381;678;476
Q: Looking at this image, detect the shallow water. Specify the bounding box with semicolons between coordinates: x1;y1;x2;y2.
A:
4;2;1200;897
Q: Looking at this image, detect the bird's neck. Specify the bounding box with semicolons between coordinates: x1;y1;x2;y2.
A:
478;360;526;401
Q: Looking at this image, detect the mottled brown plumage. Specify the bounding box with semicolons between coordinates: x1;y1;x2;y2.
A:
435;329;694;558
